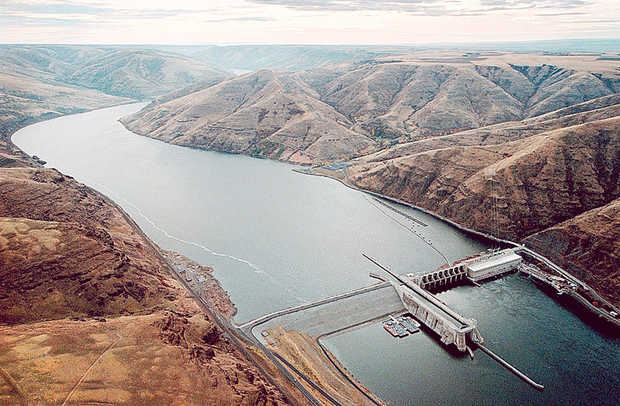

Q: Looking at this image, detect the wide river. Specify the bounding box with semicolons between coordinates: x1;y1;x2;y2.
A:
13;103;619;405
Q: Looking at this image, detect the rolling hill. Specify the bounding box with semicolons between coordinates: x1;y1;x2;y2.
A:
122;59;620;164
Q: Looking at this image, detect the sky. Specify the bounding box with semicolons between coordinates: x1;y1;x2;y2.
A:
1;0;619;45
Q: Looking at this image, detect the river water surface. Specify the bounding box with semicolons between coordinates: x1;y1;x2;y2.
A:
13;103;619;405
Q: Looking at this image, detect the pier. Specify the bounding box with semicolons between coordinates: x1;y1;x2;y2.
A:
478;344;545;390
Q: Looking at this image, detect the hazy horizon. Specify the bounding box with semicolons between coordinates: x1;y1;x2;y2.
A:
2;1;619;45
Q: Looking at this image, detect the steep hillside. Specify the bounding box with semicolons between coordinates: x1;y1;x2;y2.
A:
0;68;293;405
122;60;619;163
310;61;615;140
347;116;620;305
121;69;375;164
523;198;619;304
0;166;290;404
354;94;620;163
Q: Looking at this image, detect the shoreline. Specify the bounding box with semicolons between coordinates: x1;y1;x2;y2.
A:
293;166;620;330
4;103;312;406
15;104;615;331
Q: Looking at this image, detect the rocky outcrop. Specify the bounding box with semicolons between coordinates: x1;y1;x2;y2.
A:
0;168;178;323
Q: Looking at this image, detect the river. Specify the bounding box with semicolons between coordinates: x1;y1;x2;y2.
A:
12;103;619;405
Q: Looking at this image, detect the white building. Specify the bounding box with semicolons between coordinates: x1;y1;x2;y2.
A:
466;250;522;282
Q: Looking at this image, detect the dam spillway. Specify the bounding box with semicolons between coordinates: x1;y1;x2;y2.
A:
410;248;523;290
367;249;523;352
392;280;483;352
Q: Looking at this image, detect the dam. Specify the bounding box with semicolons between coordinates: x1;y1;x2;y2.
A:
239;248;543;406
246;250;522;355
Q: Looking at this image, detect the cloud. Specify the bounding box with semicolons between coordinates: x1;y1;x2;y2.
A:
479;0;589;7
0;1;223;23
249;0;445;12
0;0;617;44
0;0;597;23
535;11;586;16
248;0;592;16
203;16;275;23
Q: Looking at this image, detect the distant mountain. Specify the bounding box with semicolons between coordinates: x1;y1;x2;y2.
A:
156;44;397;72
0;69;129;168
154;40;620;72
68;49;228;99
0;45;228;100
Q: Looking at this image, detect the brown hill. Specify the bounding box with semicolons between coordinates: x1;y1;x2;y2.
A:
0;164;290;404
120;69;374;164
122;60;619;164
523;198;619;304
0;66;293;404
68;49;228;99
0;167;179;324
0;71;129;137
347;114;620;305
354;94;620;163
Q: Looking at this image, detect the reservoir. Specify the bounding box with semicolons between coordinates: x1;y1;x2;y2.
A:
12;103;619;405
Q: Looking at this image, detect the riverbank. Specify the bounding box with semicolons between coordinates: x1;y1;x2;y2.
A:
294;165;620;330
1;105;304;405
266;326;386;406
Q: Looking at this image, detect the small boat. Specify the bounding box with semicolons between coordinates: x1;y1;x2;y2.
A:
397;315;420;334
394;323;409;337
383;320;409;337
383;321;399;337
